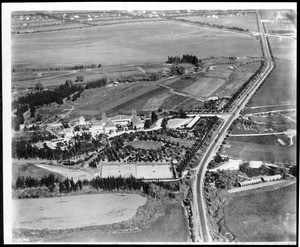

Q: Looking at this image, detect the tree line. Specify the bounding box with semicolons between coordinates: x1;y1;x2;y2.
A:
223;60;265;111
174;17;250;33
12;81;84;130
12;64;102;73
15;174;180;199
167;54;200;66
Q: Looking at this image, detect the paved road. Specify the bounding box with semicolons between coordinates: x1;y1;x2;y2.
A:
194;10;275;242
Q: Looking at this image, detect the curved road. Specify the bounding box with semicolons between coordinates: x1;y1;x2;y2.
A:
194;10;275;242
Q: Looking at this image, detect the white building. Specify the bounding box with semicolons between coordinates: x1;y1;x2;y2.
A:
104;120;117;134
132;115;144;129
240;178;262;186
262;175;282;182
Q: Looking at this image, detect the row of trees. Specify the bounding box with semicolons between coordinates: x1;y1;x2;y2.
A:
12;64;102;73
223;60;265;111
85;78;107;89
175;18;250;33
15;174;180;199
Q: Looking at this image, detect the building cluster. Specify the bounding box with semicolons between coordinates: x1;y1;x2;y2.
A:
32;113;145;150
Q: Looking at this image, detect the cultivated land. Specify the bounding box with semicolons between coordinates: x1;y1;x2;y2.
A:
12;21;261;69
10;9;296;244
224;183;296;242
13;193;147;230
222;136;296;164
247;59;296;107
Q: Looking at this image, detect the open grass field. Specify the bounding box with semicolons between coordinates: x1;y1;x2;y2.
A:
176;13;258;31
183;77;225;97
222;136;297;164
126;140;163;150
66;80;160;119
13;193;147;230
250;114;296;132
12;20;262;70
268;38;296;61
247;59;296;107
12;160;65;183
225;183;296;242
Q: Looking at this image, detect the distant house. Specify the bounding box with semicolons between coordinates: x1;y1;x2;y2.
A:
63;128;74;139
104;120;116;134
109;115;132;126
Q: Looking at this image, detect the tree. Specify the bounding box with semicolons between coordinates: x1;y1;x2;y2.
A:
144;119;152;129
35;82;43;91
151;111;158;123
65;79;73;87
75;76;84;82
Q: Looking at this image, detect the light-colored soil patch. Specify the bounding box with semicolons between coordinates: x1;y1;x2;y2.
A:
34;164;99;182
101;164;137;178
227;179;294;194
101;163;172;179
209;159;279;171
13;193;147;230
167;118;192;129
136;165;172;179
142;93;170;110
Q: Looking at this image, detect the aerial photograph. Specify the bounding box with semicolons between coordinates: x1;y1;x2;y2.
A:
3;2;297;244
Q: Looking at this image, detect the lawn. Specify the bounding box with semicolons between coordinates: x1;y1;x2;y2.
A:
12;20;262;70
157;134;195;148
126;140;163;150
225;183;296;242
177;13;258;31
13;193;147;230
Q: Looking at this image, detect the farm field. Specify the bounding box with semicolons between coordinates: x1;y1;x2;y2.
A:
264;22;296;37
164;65;255;100
13;193;147;230
268;38;296;61
12;62;171;89
225;183;296;242
175;13;258;31
247;59;296;107
66;80;161;119
222;136;297;164
250;114;296;132
12;20;262;69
